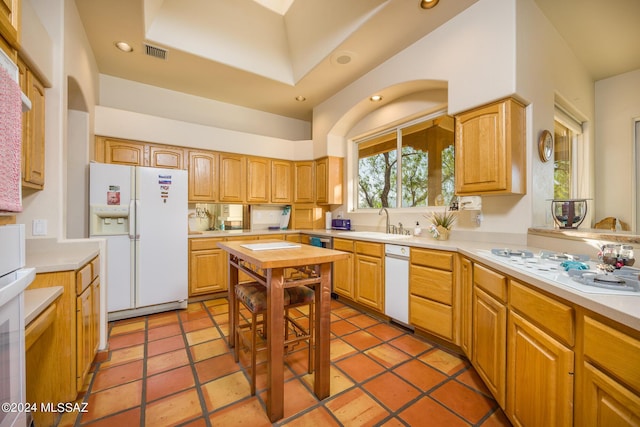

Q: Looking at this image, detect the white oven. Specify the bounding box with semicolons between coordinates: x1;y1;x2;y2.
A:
0;224;35;427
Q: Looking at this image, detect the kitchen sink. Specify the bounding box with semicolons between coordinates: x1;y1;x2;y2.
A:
337;231;413;241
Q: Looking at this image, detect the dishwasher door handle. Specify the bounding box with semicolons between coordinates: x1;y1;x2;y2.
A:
385;253;409;261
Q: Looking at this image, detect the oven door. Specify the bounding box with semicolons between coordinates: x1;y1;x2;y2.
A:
0;291;26;427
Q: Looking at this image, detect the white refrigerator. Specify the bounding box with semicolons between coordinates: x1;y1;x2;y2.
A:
89;162;188;320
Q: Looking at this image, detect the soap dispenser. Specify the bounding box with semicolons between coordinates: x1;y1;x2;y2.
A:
414;221;422;236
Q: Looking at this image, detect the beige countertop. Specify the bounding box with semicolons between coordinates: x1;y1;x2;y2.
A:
26;238;100;273
24;286;63;325
192;228;640;331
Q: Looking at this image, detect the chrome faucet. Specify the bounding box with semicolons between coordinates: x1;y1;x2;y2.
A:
379;207;390;233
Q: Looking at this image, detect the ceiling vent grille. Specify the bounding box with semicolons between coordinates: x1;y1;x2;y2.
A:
144;43;168;60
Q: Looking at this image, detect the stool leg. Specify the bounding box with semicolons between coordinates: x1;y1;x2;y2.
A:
308;300;314;374
250;311;258;396
234;296;240;363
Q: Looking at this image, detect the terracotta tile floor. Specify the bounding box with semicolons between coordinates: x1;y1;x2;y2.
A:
59;298;512;426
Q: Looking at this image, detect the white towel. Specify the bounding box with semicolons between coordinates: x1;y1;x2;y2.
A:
0;65;23;212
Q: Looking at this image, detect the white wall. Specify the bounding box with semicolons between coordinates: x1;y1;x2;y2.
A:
99;75;311;141
595;68;640;230
313;0;595;237
94;106;313;161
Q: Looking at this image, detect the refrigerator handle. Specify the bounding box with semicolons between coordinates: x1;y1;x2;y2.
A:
129;199;140;240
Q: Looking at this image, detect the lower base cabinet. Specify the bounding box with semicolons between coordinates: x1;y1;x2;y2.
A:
189;238;227;296
506;311;574;427
332;238;354;299
354;241;384;312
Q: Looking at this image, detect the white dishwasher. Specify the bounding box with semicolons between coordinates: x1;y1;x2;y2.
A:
384;244;411;326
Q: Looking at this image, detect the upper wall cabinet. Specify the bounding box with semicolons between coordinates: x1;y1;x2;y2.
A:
294;161;314;203
188;150;217;202
271;159;292;204
219;153;246;202
149;145;185;169
0;0;20;50
315;156;343;205
454;98;526;195
19;57;45;190
97;137;146;166
246;156;270;203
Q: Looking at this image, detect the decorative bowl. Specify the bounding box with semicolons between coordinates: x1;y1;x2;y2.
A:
551;199;587;229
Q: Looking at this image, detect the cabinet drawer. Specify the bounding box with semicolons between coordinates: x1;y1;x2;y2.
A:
584;316;640;393
510;280;574;346
91;257;100;281
474;264;507;303
76;263;92;294
411;248;453;271
333;238;354;252
190;238;223;251
355;241;383;258
410;265;453;305
410;295;453;340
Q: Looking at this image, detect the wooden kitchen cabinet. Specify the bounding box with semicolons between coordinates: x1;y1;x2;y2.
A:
98;137;146;166
333;238;354;299
455;97;526;195
188;150;218;202
294;161;315;203
219;153;246;202
19;57;46;190
409;248;456;341
149;144;185;169
578;315;640;427
0;0;19;50
354;241;384;312
315;156;343;205
271;159;292;203
76;256;100;392
472;264;507;408
247;156;270;203
459;256;473;357
189;238;227;296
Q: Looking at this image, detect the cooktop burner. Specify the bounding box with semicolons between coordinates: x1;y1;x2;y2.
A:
568;267;640;293
491;248;534;258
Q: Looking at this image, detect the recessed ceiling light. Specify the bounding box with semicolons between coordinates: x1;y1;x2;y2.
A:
115;41;133;52
295;95;306;102
370;95;383;102
420;0;439;9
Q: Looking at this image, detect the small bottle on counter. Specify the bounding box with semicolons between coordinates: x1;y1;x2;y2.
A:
414;221;422;236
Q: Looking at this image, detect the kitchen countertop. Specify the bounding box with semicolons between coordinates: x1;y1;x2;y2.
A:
26;238;100;273
24;286;63;324
191;228;640;332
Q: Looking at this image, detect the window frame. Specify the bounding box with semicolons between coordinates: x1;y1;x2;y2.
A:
352;109;452;211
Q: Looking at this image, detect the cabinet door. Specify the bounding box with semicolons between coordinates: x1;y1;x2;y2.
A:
455;98;525;195
76;287;92;391
355;253;384;312
104;139;146;166
507;311;574;427
247;157;270;203
294;161;314;203
459;257;473;358
333;239;354;299
271;160;292;203
91;278;100;354
149;145;185;169
473;286;506;408
0;0;19;49
188;151;217;202
189;248;227;295
22;67;46;189
315;157;328;204
581;362;640;427
315;157;343;205
219;154;246;202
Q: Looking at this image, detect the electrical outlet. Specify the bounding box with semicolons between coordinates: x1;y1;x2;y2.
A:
33;219;47;236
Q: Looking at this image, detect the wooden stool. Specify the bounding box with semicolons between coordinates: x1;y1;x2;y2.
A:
233;281;315;395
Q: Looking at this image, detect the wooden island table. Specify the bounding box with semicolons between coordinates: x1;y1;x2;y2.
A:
217;239;348;422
